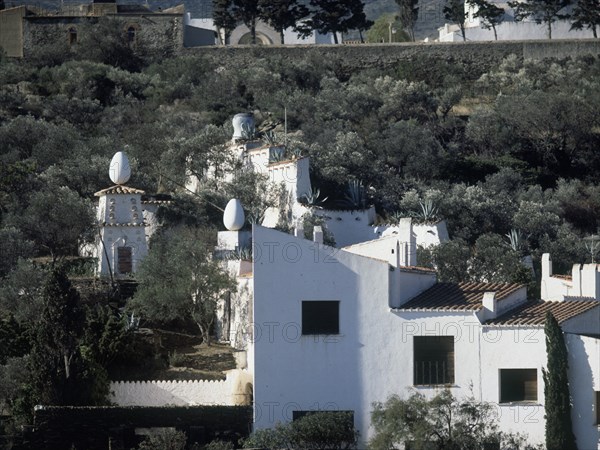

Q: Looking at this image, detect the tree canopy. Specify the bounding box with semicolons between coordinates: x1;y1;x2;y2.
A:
128;227;237;344
508;0;571;39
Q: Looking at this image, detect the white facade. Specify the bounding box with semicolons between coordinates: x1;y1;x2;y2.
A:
248;226;600;448
92;185;149;278
184;14;339;47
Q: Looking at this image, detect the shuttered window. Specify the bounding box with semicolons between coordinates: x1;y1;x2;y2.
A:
117;246;132;274
413;336;455;385
499;369;538;403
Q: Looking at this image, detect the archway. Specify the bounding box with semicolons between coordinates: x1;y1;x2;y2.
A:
238;32;272;45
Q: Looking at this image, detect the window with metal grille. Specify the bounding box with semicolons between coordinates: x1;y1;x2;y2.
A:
499;369;538;403
302;301;339;335
117;246;132;274
413;336;455;385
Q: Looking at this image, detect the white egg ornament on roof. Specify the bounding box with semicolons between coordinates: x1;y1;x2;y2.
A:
223;199;245;231
109;151;131;185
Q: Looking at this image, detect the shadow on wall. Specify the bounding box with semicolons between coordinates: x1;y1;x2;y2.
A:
566;333;599;450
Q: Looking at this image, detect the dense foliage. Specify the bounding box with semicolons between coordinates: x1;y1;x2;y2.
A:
369;390;542;450
242;411;358;449
127;226;237;345
2;29;600;433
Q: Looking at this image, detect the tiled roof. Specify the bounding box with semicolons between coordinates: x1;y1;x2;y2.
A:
101;222;146;227
486;300;599;326
397;281;524;311
95;185;145;196
398;266;436;274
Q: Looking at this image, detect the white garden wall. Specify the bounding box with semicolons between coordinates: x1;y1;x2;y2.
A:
110;369;252;407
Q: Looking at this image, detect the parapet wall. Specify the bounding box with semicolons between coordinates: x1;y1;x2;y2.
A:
186;40;600;80
110;369;252;407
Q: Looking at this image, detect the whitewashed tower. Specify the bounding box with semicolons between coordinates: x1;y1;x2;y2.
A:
94;151;148;278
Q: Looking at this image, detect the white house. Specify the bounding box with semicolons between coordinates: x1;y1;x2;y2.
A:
439;2;596;41
246;224;600;448
183;12;339;47
187;113;449;250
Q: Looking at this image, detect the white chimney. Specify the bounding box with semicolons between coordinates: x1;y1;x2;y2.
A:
313;226;323;245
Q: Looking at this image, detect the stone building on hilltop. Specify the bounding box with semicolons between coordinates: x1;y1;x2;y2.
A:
0;0;183;58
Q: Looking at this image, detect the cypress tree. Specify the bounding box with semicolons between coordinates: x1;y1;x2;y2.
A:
543;311;577;450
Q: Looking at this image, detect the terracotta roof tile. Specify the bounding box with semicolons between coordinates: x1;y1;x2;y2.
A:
486;300;599;326
95;185;145;196
397;281;524;311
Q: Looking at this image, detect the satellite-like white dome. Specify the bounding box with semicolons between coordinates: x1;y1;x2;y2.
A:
223;198;245;231
232;113;255;140
109;151;131;185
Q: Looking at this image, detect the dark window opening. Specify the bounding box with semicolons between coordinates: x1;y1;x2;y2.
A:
499;369;537;403
117;246;133;274
414;336;455;385
127;26;136;44
302;301;339;335
68;27;77;45
595;391;600;425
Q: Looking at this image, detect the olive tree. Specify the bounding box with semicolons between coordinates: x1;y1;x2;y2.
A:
128;226;237;345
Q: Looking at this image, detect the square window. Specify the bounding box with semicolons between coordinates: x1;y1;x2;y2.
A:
413;336;455;385
499;369;537;403
302;301;339;335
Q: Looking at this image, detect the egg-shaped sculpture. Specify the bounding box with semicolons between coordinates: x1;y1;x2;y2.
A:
109;151;131;185
223;198;245;231
232;113;255;140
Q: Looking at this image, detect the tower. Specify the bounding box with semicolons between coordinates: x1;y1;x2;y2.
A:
93;151;148;278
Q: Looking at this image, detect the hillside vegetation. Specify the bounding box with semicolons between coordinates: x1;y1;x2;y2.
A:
1;37;600;433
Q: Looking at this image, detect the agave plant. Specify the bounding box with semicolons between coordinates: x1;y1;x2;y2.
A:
342;180;367;210
262;131;280;146
583;234;600;263
240;122;256;140
417;199;439;224
506;229;527;255
299;187;328;208
269;147;286;163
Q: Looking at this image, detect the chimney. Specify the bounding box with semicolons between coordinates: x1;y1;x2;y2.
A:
398;218;416;266
481;292;497;321
389;239;401;268
294;220;304;238
313;226;323;245
581;264;600;299
541;253;552;280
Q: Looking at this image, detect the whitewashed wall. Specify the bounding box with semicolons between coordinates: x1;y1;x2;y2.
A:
251;226;599;448
110;369;252;407
566;334;600;450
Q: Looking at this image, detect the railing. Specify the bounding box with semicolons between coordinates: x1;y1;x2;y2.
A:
414;360;453;385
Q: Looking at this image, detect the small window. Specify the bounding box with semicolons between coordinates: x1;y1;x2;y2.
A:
117;246;133;274
499;369;537;403
302;301;339;335
67;27;77;45
414;336;455;385
127;26;136;44
596;391;600;425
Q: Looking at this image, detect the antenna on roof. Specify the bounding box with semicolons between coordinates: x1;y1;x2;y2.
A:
284;106;287;146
